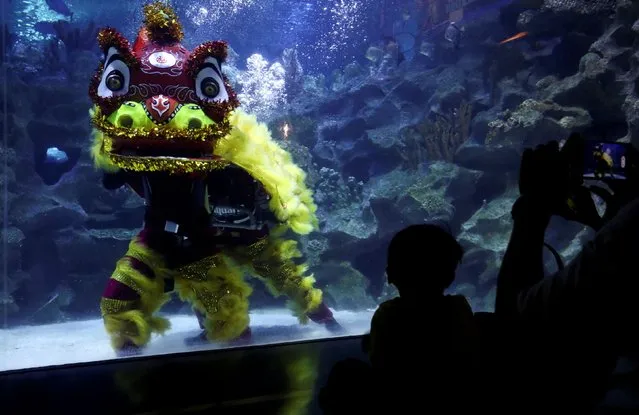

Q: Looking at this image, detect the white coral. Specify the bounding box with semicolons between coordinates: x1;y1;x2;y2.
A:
236;53;287;123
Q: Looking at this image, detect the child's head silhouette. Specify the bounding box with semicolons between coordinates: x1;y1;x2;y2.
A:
386;223;463;295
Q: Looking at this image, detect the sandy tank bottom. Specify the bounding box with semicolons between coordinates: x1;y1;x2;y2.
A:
0;309;375;372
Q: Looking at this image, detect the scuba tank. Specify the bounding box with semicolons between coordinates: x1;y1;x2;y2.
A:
205;165;273;230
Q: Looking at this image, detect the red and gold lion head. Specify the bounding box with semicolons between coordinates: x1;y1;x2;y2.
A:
89;2;240;174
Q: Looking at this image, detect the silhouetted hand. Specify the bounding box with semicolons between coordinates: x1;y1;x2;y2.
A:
588;174;639;226
518;140;572;214
561;185;604;230
518;135;615;229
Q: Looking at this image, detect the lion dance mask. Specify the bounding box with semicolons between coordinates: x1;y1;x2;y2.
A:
89;2;340;355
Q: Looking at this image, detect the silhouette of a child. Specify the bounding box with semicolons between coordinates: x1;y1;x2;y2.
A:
368;223;479;411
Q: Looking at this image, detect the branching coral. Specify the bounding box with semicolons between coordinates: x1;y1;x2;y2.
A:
314;167;363;211
397;100;472;169
397;127;425;169
418;99;472;162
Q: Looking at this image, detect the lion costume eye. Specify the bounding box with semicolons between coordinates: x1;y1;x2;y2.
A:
201;77;220;98
106;71;125;91
97;47;131;98
194;57;229;102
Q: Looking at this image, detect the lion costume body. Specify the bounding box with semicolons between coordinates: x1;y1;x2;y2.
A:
89;2;338;354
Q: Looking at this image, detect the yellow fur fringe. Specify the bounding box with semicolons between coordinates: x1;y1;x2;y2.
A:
279;350;320;415
101;237;172;349
215;110;319;235
90;106;319;235
89;107;120;173
174;254;253;342
236;225;323;321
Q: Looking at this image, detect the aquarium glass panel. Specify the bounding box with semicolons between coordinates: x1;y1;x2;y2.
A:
1;0;625;372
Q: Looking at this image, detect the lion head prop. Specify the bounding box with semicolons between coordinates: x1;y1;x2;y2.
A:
89;1;240;174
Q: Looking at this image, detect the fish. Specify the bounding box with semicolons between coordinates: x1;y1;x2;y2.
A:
419;41;434;57
444;22;463;49
45;0;73;18
365;46;384;63
499;31;528;44
31;283;75;318
391;8;418;61
382;36;406;64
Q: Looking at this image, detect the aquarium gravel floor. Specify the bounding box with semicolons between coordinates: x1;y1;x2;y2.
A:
0;308;374;372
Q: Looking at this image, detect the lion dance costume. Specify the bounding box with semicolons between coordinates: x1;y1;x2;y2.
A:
89;2;340;355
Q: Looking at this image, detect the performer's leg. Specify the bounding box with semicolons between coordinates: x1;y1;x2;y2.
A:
174;254;253;342
229;227;323;323
100;232;171;352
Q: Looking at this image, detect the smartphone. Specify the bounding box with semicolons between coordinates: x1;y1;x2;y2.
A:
582;141;632;181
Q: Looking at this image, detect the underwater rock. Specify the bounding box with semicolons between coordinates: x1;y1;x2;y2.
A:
280;140;320;187
317;83;386;119
385;79;431;112
427;66;467;112
623;96;639;146
318;201;376;243
455;191;513;298
3;226;26;247
486;99;592;148
367;125;402;149
537;8;638;141
27;119;87;149
10;193;88;233
301;235;330;269
518;0;615;37
314;117;399;181
330;63;367;93
47;159;131;215
312;261;376;311
314;167;363;210
0;145;18;189
359;98;401;130
458;188;517;256
341;164;499;300
456;248;494;285
0;226;25;278
542;0;616;14
54;228;130;275
455;143;521;173
41;103;90;125
497;78;528;110
470;108;501;143
29;85;90;120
